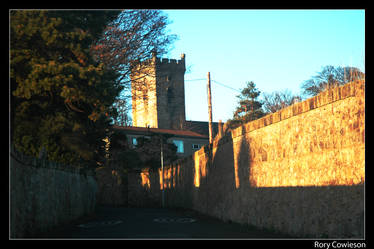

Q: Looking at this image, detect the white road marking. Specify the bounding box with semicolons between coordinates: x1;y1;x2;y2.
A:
153;217;196;223
77;220;123;228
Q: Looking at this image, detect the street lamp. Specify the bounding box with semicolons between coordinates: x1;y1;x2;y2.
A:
160;135;165;208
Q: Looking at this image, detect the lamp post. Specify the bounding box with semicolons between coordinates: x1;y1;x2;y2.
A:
160;136;165;208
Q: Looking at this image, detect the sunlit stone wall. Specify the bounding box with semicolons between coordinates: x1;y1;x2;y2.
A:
232;80;365;188
135;80;365;238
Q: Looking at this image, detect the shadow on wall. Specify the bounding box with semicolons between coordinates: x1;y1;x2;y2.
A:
233;130;251;189
138;79;366;190
132;80;365;237
128;168;161;208
133;130;364;238
199;128;252;191
96;167;128;207
196;132;364;238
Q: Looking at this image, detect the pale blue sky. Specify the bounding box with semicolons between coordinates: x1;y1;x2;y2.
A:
161;9;365;122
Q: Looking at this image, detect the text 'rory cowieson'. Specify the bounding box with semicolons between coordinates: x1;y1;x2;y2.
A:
314;241;366;249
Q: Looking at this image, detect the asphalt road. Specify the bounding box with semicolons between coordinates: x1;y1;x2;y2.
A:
39;206;291;239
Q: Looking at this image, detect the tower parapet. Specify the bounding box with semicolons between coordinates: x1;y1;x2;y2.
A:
155;53;186;67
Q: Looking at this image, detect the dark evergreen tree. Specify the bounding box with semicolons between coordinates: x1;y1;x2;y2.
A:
10;10;121;167
227;81;265;129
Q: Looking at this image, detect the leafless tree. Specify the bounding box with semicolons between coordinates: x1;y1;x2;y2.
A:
91;10;176;84
112;98;132;126
262;89;302;113
90;10;177;124
301;65;364;97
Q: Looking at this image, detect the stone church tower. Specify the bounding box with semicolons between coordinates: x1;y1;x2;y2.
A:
131;54;186;130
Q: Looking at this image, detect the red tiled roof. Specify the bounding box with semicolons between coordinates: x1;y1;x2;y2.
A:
113;125;208;139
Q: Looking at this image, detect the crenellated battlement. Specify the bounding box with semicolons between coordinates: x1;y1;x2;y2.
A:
131;53;186;129
155;53;185;66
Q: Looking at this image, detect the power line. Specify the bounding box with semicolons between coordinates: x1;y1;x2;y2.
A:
211;79;241;93
185;78;205;81
185;78;241;93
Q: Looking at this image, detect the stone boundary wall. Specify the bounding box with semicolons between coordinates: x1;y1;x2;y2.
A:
128;80;365;238
10;147;98;238
95;167;128;207
227;79;363;141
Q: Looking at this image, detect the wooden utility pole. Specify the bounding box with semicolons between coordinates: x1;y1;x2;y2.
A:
207;72;213;144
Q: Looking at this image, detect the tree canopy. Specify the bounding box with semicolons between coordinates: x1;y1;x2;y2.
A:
91;10;177;85
227;81;265;129
90;10;177;126
10;10;121;167
11;10;177;169
262;89;301;113
107;130;177;171
301;65;365;97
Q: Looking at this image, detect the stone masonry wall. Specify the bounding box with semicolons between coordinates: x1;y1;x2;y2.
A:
10;148;98;238
155;55;186;130
128;80;365;238
95;167;128;207
131;62;157;128
131;54;186;130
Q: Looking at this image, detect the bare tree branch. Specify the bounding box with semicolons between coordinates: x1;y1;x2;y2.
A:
90;10;177;125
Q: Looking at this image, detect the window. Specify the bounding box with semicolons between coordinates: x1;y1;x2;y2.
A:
132;137;138;146
172;140;184;153
192;144;201;149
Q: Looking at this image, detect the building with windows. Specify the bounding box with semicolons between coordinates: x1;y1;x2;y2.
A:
113;125;209;157
115;53;221;158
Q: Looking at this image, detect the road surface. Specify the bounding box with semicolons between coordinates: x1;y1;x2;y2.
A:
39;206;291;239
